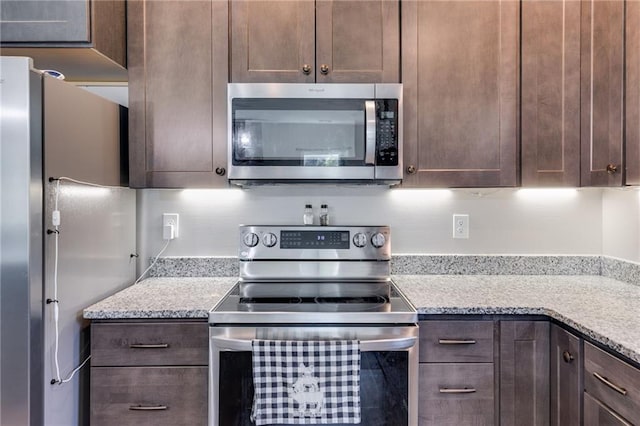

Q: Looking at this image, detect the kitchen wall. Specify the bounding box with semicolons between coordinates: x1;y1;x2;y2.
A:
138;186;606;268
602;188;640;262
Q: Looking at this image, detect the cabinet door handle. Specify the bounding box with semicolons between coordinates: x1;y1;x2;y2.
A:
129;343;169;349
129;404;168;411
320;64;329;75
593;372;627;396
302;64;312;75
439;387;476;394
438;339;476;345
606;164;619;174
562;351;574;363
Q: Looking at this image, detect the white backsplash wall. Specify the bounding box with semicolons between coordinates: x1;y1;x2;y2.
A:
138;187;604;269
602;188;640;263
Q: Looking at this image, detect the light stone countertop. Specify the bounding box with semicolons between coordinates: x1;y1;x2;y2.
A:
83;277;237;319
83;275;640;364
393;275;640;364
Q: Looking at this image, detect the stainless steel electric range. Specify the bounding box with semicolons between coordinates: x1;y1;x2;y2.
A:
209;225;418;426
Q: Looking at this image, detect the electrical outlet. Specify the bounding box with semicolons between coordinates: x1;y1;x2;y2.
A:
162;213;179;240
452;214;469;239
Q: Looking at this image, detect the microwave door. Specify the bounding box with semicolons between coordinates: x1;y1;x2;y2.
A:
230;98;375;181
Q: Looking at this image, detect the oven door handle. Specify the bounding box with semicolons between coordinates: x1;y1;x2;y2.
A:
211;336;417;352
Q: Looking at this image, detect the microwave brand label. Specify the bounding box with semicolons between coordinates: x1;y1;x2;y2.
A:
308;88;325;93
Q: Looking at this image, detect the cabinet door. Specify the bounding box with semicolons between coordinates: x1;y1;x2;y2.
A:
584;392;633;426
500;321;549;426
401;0;519;187
626;0;640;185
550;325;582;426
0;0;89;43
580;0;624;186
230;0;315;83
521;0;581;186
128;0;228;188
315;0;399;83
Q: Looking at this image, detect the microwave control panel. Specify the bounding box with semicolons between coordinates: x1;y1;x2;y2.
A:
375;100;399;166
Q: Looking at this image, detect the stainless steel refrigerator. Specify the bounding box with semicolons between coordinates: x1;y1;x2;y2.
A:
1;57;136;425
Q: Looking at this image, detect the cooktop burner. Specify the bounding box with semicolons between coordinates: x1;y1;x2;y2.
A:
210;280;414;323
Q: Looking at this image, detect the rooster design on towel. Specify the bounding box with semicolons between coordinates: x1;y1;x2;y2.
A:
290;364;324;416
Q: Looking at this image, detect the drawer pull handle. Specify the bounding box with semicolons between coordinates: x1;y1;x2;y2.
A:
439;387;477;394
129;404;168;411
593;372;627;396
129;344;169;349
438;339;477;345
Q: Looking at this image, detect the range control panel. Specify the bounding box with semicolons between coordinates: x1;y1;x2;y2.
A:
239;225;391;261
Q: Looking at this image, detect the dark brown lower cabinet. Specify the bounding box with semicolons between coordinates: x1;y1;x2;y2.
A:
418;363;494;425
91;366;207;426
584;392;632;426
418;320;497;425
550;324;582;425
500;321;550;426
90;321;209;425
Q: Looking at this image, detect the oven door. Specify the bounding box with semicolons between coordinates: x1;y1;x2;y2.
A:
209;325;418;426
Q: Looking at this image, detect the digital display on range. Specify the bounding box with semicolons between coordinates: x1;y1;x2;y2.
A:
280;231;350;249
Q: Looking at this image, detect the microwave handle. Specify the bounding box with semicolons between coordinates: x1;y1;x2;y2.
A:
365;100;376;165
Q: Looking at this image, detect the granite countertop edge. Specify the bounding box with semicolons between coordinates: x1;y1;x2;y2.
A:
83;275;640;365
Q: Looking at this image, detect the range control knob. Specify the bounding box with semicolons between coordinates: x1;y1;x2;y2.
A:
243;232;259;247
371;232;386;248
262;232;277;247
353;233;368;248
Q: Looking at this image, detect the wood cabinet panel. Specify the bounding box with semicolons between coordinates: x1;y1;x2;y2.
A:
418;363;494;426
315;0;399;83
521;0;581;186
0;0;126;81
91;322;208;367
128;0;228;187
584;342;640;424
550;324;582;426
580;0;624;186
626;0;640;185
230;0;315;83
401;0;519;187
499;321;549;426
418;320;494;363
91;366;207;426
0;0;90;43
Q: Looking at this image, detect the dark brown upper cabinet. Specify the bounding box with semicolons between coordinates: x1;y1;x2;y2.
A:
127;0;229;188
401;0;520;187
230;0;399;83
521;0;581;187
0;0;127;82
522;0;637;188
580;0;624;186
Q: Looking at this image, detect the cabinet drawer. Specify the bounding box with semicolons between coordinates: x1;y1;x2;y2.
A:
419;320;494;363
584;392;633;426
584;342;640;424
418;363;494;425
91;322;208;366
91;366;207;426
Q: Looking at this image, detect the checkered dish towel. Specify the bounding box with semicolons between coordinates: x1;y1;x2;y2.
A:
251;340;361;425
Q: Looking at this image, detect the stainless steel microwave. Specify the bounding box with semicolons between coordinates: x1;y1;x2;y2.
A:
227;83;402;185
